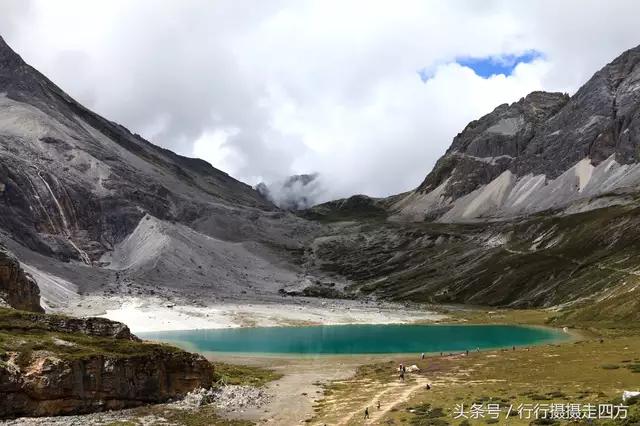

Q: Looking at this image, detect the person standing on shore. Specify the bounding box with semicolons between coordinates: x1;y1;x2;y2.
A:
364;407;370;419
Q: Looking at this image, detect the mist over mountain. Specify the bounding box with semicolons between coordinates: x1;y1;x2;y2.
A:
256;173;326;210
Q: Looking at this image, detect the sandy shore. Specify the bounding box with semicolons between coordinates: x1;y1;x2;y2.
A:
79;296;445;333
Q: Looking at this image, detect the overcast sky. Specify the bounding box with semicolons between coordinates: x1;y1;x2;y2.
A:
2;0;640;201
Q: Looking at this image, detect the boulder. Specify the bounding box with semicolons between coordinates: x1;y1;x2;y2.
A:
0;245;43;312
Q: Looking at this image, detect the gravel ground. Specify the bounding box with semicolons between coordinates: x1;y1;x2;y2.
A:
0;385;271;426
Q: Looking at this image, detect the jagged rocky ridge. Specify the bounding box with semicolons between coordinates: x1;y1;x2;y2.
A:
393;44;640;221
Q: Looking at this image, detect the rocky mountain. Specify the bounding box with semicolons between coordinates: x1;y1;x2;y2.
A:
1;32;640;325
298;44;640;321
393;44;640;222
0;36;320;312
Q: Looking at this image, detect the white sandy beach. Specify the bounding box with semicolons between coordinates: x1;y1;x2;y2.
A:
90;296;445;332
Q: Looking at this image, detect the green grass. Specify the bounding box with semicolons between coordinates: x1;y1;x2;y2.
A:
104;405;252;426
212;362;282;387
305;201;640;327
314;335;640;425
0;308;185;366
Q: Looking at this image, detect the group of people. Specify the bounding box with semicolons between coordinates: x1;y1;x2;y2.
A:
363;347;531;421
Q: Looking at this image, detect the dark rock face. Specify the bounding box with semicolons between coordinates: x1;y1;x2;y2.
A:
409;44;640;219
0;349;213;418
0;245;43;312
419;91;569;198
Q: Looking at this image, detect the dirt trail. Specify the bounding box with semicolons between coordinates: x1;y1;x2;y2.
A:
336;376;430;425
209;355;368;425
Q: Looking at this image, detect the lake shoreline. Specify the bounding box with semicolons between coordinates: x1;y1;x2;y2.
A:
91;295;446;332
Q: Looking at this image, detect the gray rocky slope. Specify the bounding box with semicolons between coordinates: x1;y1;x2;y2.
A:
0;35;320;311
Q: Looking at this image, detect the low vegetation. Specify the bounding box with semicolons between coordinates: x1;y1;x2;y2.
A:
104;405;252;426
0;308;181;365
311;309;640;425
305;201;640;324
212;362;283;387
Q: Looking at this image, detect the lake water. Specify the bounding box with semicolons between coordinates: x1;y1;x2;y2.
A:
138;324;567;355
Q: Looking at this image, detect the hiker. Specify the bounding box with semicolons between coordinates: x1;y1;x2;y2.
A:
466;349;469;356
426;383;431;390
399;370;405;381
364;407;370;419
512;346;515;351
377;400;381;410
421;352;425;360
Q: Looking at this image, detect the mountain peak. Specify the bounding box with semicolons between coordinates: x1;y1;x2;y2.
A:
0;35;25;70
401;43;640;222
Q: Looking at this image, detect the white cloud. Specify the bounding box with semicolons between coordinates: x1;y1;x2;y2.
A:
2;0;639;202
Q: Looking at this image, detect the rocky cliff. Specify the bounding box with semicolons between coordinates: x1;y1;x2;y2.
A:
0;245;43;312
394;44;640;222
0;308;214;418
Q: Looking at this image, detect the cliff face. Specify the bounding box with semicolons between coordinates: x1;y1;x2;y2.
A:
0;347;213;418
0;245;43;312
0;308;214;418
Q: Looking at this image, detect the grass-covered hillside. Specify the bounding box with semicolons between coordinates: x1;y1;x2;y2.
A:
304;197;640;325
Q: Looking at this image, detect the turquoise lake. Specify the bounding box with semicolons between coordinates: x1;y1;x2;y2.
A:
138;324;567;355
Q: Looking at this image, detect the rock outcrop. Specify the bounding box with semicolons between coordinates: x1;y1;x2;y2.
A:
0;245;43;312
0;308;137;340
0;346;213;418
0;308;214;418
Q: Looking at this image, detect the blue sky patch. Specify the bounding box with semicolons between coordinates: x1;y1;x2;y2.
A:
456;50;544;78
418;50;544;82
